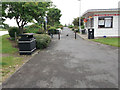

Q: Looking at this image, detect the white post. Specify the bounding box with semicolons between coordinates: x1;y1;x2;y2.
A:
78;0;81;33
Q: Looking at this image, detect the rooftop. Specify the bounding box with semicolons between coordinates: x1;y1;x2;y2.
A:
82;8;120;17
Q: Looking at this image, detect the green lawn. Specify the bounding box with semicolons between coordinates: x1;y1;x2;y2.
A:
0;35;18;54
92;38;120;47
0;28;7;31
0;35;25;82
1;56;23;67
1;56;23;77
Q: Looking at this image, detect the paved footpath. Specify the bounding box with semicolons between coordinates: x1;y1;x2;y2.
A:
2;27;118;88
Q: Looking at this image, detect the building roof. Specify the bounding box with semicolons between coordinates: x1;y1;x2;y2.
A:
82;8;120;17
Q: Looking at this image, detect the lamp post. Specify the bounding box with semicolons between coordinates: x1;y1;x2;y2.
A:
44;13;47;33
78;0;81;33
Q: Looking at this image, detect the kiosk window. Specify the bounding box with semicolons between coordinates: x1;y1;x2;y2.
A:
98;16;113;28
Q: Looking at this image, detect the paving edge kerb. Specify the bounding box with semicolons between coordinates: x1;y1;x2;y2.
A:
0;50;40;87
76;33;88;40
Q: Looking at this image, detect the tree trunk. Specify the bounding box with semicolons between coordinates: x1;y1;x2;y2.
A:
19;26;23;35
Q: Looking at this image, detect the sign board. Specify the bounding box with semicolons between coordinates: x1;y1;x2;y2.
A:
105;18;112;27
98;20;104;25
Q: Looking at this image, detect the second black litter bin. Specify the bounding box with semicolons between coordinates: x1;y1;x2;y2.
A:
88;29;94;39
18;33;36;55
81;29;86;34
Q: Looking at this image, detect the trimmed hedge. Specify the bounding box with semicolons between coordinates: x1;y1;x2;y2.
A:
48;27;58;35
29;24;41;28
8;27;20;38
68;25;73;28
34;34;51;49
74;29;79;32
81;25;85;29
24;24;44;34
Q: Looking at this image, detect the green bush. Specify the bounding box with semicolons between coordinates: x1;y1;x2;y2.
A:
48;27;57;34
8;27;20;38
81;25;85;29
24;24;42;34
72;28;74;31
25;28;39;33
61;27;63;29
47;25;51;31
55;24;63;29
74;29;79;32
49;27;56;30
3;24;9;29
29;24;40;28
34;34;51;49
36;29;45;34
68;25;73;28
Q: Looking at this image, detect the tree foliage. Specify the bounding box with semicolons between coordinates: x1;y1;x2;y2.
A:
2;2;62;34
47;8;62;26
32;2;51;25
72;17;84;26
2;2;37;34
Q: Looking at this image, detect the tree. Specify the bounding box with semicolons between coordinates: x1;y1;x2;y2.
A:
2;2;37;34
72;17;84;26
32;2;51;25
47;8;62;26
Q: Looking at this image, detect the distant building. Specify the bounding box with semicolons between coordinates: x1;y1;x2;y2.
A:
82;8;120;38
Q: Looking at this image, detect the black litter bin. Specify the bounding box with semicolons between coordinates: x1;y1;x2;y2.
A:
18;33;36;55
88;29;94;39
81;29;86;34
56;30;59;34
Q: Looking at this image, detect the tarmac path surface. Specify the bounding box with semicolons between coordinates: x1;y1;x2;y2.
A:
2;27;118;88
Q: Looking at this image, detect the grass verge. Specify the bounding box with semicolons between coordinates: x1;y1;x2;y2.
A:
0;56;23;82
92;38;120;47
0;35;31;83
0;35;18;54
0;28;7;31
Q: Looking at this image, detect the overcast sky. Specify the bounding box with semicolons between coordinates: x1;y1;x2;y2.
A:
52;0;120;25
4;0;120;26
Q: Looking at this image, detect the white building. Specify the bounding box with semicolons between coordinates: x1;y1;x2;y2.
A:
82;8;120;38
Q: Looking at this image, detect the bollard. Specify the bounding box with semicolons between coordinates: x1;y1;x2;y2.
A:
58;32;60;40
51;33;53;38
75;31;76;39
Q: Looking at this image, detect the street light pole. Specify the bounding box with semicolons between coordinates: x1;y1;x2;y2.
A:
78;0;81;33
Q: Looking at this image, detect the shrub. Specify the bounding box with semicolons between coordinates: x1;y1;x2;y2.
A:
81;25;85;29
74;29;79;32
24;24;42;34
58;25;63;30
29;24;40;28
68;25;73;28
48;27;57;35
61;26;63;29
55;24;63;29
34;34;51;49
25;28;39;33
47;25;51;30
8;27;20;38
36;29;45;34
72;28;74;31
49;27;56;30
3;24;9;29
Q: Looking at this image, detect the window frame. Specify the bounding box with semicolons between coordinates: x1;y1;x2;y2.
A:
98;16;113;28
